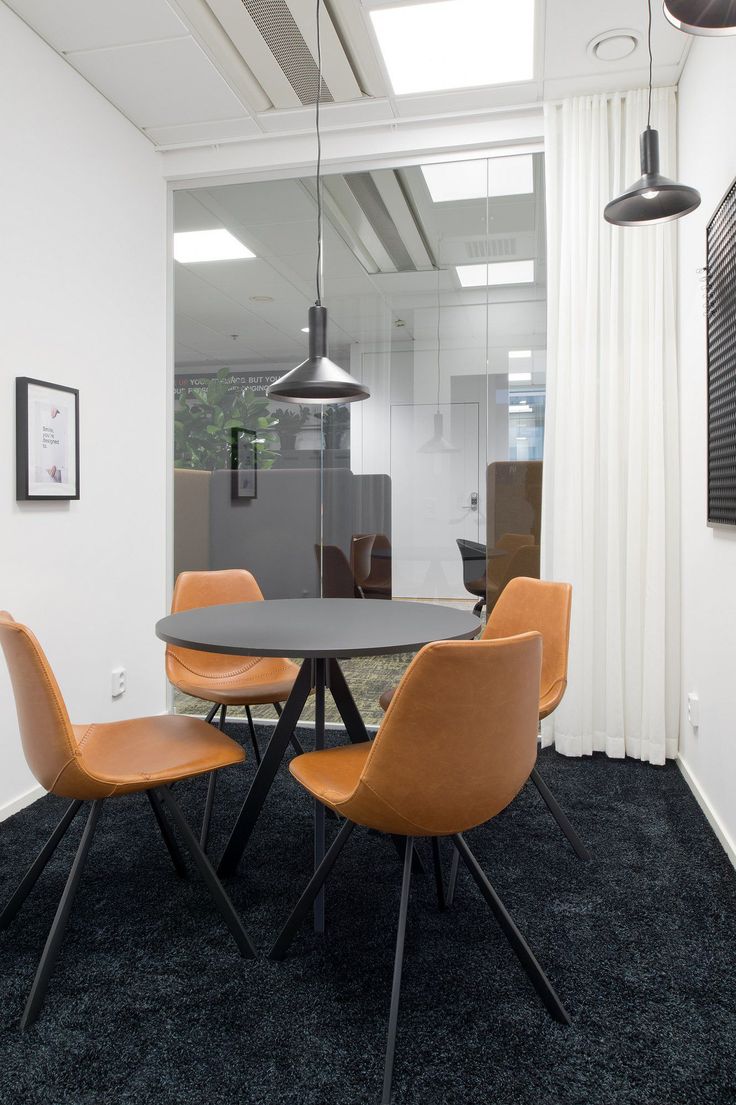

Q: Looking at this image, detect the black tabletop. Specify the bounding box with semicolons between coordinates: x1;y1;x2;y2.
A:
156;598;480;659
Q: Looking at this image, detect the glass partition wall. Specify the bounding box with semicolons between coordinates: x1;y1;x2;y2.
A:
172;152;546;725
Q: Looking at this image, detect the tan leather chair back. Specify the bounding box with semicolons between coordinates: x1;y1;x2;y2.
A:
0;612;86;794
166;569;264;682
487;533;534;592
351;535;375;588
350;633;542;836
483;576;572;717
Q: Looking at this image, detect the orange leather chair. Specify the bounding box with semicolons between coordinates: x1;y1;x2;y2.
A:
354;532;392;600
269;632;569;1103
166;569;304;847
317;544;362;598
0;612;255;1030
350;534;376;596
379;577;589;870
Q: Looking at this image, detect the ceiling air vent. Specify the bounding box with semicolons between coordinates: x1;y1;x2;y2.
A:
465;237;518;260
240;0;333;104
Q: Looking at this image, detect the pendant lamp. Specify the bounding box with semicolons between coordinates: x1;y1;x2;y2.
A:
604;0;701;226
419;262;458;454
664;0;736;35
268;1;369;405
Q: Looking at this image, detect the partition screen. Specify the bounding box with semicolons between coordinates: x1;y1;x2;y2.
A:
171;152;547;724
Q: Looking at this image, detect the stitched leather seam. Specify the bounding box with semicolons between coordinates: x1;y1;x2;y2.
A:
169;653;263;679
75;724;96;750
343;779;436;836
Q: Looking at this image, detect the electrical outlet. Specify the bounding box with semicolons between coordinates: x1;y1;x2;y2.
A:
687;692;699;729
111;667;126;699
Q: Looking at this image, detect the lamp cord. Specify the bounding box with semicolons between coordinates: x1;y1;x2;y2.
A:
646;0;653;128
436;257;441;411
315;0;323;307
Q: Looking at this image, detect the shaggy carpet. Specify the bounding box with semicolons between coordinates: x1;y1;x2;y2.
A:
0;728;734;1105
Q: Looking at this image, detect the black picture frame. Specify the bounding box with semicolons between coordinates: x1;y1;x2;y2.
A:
16;377;80;501
706;174;736;526
230;427;257;500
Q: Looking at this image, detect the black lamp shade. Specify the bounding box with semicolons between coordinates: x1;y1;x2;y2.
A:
267;306;370;404
604;127;701;226
664;0;736;35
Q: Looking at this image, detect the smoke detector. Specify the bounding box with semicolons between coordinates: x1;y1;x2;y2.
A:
587;29;639;61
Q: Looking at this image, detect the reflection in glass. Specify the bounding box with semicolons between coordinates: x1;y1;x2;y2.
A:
172;150;546;724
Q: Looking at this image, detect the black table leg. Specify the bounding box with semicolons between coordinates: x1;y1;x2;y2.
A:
217;659;314;877
329;657;424;876
328;658;370;744
313;658;326;934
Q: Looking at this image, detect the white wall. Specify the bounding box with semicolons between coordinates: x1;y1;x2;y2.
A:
0;6;168;816
678;35;736;857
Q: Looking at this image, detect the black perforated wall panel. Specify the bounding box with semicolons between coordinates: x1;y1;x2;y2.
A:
707;176;736;525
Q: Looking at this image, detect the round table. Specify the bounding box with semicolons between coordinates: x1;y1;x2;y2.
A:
156;598;479;928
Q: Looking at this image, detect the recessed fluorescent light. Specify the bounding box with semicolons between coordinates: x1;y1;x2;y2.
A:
174;229;255;263
509;403;533;413
421;155;534;203
301;327;310;333
509;372;532;382
370;0;535;96
456;260;535;288
509;349;532;359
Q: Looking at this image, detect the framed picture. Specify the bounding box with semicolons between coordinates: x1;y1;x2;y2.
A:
230;427;257;500
707;174;736;526
16;377;80;501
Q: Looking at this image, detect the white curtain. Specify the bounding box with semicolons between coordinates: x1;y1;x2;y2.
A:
541;87;680;765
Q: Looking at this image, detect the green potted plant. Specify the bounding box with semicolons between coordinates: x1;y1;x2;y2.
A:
322;405;350;451
174;367;279;471
273;405;310;454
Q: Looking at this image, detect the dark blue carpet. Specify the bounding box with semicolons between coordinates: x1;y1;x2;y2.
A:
0;728;734;1105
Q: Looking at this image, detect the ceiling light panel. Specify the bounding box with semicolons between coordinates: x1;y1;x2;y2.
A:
508;349;532;358
421;156;534;203
509;372;532;382
369;0;535;95
174;229;256;263
456;260;535;287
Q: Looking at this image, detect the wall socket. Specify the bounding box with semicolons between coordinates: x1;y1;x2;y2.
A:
687;692;700;730
111;667;127;698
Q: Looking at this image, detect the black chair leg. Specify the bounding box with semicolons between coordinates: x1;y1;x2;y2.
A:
530;767;591;861
382;835;414;1105
204;701;220;725
158;787;256;958
146;791;188;879
430;838;446;911
274;701;306;757
0;799;83;931
245;705;262;766
200;772;217;852
269;818;355;960
446;848;460;907
452;833;570;1025
200;705;229;851
21;800;103;1030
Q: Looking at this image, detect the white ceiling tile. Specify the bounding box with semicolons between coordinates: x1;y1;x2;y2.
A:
4;0;187;52
211;182;317;224
65;37;247;128
544;0;687;81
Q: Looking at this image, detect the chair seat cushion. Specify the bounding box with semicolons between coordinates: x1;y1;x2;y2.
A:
65;714;245;798
289;743;371;811
169;655;300;706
